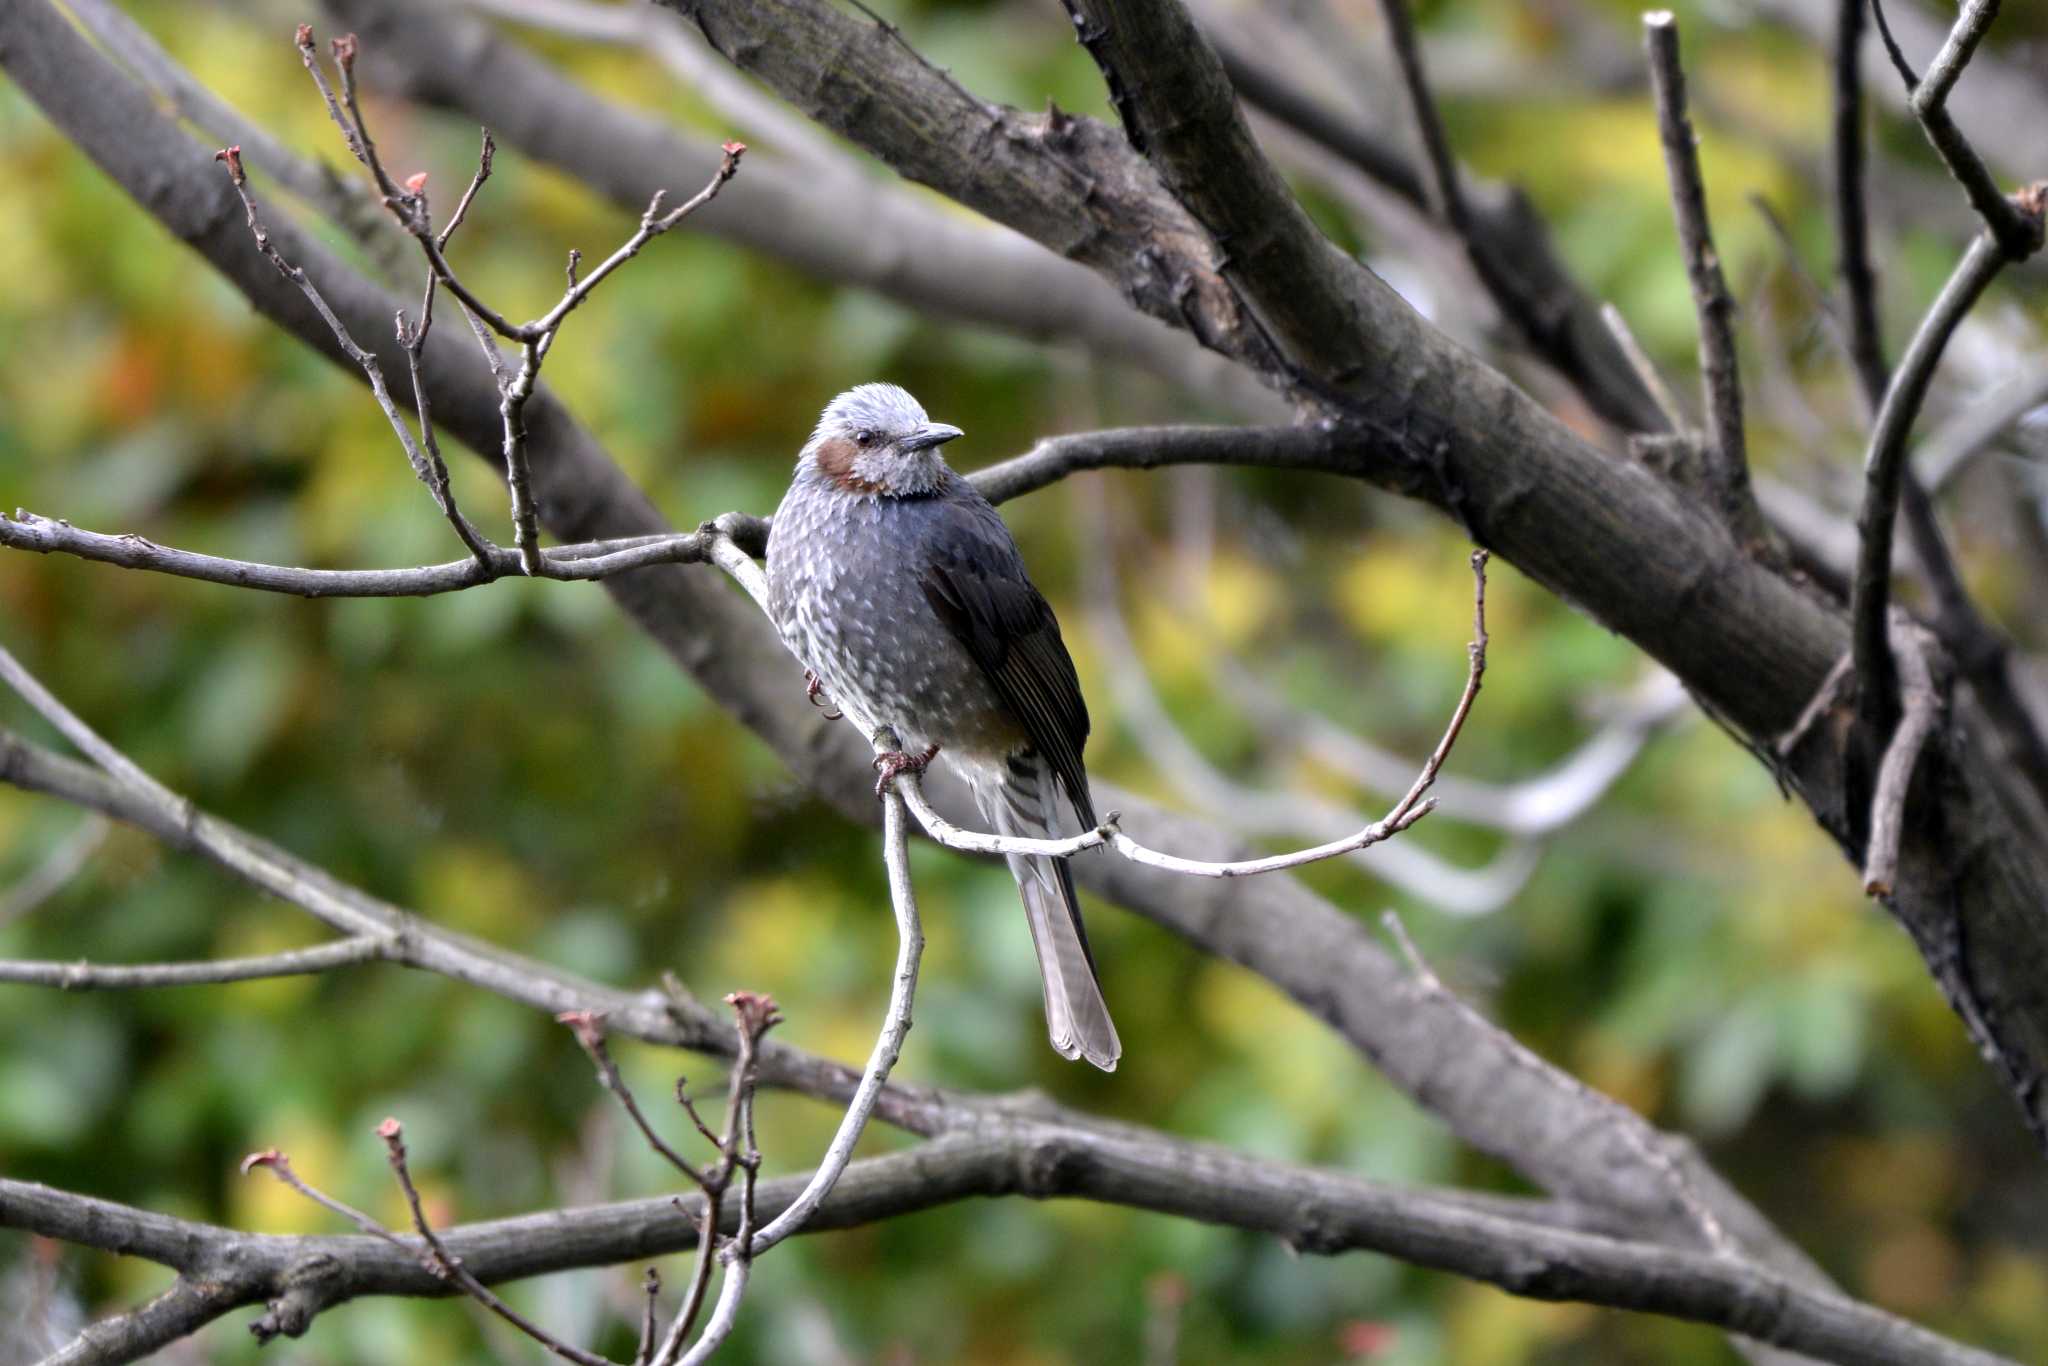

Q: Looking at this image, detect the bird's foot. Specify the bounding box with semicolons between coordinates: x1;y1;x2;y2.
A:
872;744;941;798
804;669;842;720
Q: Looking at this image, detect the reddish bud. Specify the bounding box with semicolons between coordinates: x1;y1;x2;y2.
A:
556;1009;608;1048
295;24;314;49
404;172;429;195
721;141;747;158
724;989;784;1037
375;1116;402;1141
240;1148;285;1175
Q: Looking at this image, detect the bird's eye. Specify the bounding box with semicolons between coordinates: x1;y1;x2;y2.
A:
853;429;876;447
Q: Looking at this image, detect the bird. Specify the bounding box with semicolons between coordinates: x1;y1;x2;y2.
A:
765;383;1120;1071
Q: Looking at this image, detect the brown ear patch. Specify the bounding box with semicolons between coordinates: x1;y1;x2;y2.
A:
815;435;885;494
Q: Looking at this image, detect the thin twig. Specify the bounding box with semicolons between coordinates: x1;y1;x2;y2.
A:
1902;0;2038;260
557;1010;711;1187
1372;0;1465;228
1851;234;2006;729
655;991;779;1366
212;145;490;561
741;792;921;1259
376;1117;614;1366
635;1268;661;1366
1867;0;1920;91
1832;0;1890;410
1643;12;1754;541
288;28;743;573
1599;304;1688;432
240;1147;415;1252
497;144;745;573
440;129;496;251
0;510;719;597
0;935;397;990
1864;619;1944;896
884;552;1491;880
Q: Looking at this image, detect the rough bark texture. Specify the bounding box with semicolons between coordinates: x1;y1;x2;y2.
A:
647;0;2048;1148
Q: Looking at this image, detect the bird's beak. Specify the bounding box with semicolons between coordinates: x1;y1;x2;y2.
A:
899;422;964;452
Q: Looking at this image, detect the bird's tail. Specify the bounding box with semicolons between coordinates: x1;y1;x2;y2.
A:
974;752;1120;1071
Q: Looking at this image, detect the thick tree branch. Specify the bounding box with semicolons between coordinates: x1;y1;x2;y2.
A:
5;1125;2016;1366
328;0;1284;419
4;0;2037;1270
1209;32;1668;434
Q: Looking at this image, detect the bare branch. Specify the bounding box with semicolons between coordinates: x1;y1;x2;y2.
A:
1866;0;1919;91
377;1117;617;1366
1380;910;1738;1255
1600;303;1690;432
743;793;920;1257
1371;0;1464;227
1210;27;1668;434
1643;12;1757;541
0;936;396;990
0;511;719;597
1901;0;2039;259
10;1127;2017;1366
210;143;484;558
1832;0;1890;410
876;551;1488;882
558;1011;711;1188
1851;234;2009;727
1863;621;1946;896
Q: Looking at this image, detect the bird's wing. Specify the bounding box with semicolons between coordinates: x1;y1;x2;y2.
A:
919;493;1095;828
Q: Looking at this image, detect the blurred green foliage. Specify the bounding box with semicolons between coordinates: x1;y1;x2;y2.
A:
3;1;2045;1362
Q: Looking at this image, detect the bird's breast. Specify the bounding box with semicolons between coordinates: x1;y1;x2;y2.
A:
766;491;1019;756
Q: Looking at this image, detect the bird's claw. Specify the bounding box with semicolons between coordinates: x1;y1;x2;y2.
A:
804;670;842;720
872;744;940;798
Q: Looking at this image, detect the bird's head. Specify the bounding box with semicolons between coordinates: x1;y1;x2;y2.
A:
799;383;963;498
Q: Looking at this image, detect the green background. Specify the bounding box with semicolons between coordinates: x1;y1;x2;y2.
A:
3;1;2045;1361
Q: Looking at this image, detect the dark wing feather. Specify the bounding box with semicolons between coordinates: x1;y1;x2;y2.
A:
920;497;1094;828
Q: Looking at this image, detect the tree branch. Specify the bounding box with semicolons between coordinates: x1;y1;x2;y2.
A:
8;0;2043;1252
1209;30;1668;434
0;935;397;990
1863;620;1946;896
6;1124;2015;1366
329;0;1283;419
0;511;722;597
1831;0;1889;410
1644;12;1758;543
1850;234;2007;729
1901;0;2038;259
